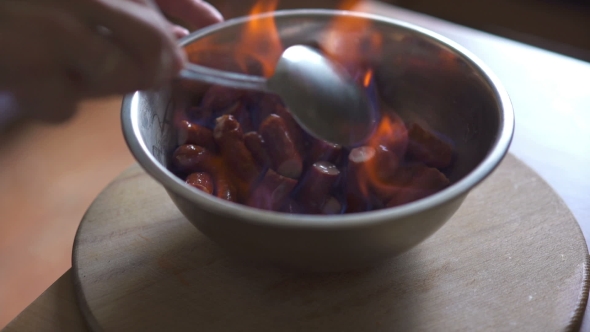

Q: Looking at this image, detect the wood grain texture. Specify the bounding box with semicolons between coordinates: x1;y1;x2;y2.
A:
3;271;89;332
71;154;589;332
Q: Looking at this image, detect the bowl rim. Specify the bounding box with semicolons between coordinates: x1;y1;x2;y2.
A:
121;9;514;230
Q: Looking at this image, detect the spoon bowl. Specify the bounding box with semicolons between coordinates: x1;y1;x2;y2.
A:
268;45;377;145
180;45;377;146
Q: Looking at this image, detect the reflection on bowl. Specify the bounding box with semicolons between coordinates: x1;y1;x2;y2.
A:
121;9;514;272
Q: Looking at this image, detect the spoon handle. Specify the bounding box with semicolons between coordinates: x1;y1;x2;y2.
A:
144;0;271;92
180;63;270;92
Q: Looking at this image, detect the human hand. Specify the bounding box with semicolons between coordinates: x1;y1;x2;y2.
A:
0;0;222;123
153;0;223;37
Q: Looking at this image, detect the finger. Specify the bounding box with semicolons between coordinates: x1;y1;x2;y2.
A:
65;0;185;88
18;0;186;86
155;0;223;30
0;1;151;98
171;24;190;39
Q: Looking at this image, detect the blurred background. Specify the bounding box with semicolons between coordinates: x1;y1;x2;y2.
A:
1;0;589;328
209;0;590;62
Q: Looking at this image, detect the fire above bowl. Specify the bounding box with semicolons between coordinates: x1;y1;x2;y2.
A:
121;9;514;272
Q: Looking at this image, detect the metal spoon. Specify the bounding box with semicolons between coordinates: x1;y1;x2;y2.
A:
180;45;378;146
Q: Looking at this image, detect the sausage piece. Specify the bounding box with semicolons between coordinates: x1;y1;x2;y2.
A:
372;145;402;183
347;145;403;205
309;139;343;165
172;144;215;173
295;161;340;210
177;120;217;152
273;105;306;155
406;123;453;168
213;115;261;188
385;165;450;207
367;113;408;159
215;172;238;202
259;114;303;179
247;169;297;211
346;146;377;213
186;172;214;194
244;131;271;168
321;196;342;215
225;103;255;133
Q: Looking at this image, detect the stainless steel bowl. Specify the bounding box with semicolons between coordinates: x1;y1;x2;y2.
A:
121;9;514;272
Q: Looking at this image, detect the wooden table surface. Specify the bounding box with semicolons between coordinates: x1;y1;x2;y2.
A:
3;1;590;330
72;155;589;332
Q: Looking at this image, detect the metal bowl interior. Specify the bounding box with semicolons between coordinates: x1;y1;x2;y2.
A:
121;9;513;270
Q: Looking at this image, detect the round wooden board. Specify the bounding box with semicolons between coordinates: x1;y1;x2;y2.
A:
72;154;589;332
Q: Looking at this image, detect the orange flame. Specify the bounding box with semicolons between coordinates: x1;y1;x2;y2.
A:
344;113;408;211
362;69;373;87
180;0;452;211
186;0;376;79
368;114;407;151
366;115;407;181
320;10;383;73
338;0;363;10
236;0;283;77
184;0;283;77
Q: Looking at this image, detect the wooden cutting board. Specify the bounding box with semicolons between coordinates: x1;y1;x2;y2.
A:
72;154;589;332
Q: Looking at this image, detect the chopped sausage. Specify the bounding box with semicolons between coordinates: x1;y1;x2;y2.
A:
321;197;342;215
406;123;453;168
259;114;303;179
309;139;343;164
244;131;271;168
213;115;260;186
172;144;215;173
386;165;450;207
346;146;377;212
186;172;214;194
215;172;238;203
295;161;340;210
247;169;297;211
177;120;217;152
